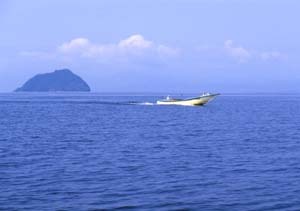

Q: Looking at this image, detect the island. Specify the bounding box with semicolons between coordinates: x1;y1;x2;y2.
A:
15;69;91;92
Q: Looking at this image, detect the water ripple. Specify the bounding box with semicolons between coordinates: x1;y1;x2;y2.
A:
0;93;300;210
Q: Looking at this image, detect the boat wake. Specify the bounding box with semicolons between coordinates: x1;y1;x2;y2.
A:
128;101;155;106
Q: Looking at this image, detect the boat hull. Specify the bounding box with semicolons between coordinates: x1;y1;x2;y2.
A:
156;94;218;106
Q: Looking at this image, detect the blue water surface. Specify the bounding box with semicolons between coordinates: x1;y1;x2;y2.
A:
1;93;300;210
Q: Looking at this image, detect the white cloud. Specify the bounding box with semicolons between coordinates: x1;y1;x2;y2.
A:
58;37;112;58
224;40;286;63
20;34;179;64
58;38;91;53
57;34;178;60
224;40;251;62
118;34;153;49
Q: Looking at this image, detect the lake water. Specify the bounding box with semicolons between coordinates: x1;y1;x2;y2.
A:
1;93;300;210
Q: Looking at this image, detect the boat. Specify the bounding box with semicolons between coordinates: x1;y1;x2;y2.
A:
156;93;219;106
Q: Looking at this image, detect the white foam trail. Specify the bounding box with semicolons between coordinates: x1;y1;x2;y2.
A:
138;102;155;105
130;102;155;106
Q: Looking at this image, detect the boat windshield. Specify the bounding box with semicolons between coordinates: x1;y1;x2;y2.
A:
202;92;211;96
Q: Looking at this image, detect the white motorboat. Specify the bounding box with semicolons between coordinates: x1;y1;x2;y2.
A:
156;93;219;106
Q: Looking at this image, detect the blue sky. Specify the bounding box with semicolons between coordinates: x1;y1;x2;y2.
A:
1;0;299;92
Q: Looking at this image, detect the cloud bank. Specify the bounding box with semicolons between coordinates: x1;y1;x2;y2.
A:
20;35;286;66
224;40;286;62
58;34;179;60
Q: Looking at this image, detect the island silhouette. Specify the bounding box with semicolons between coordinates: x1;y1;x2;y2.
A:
15;69;90;92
